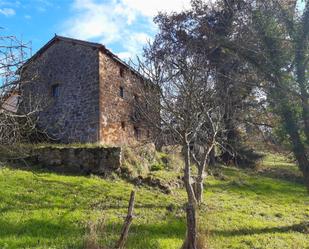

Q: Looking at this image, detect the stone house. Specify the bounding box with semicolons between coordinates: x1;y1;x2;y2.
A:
20;35;155;145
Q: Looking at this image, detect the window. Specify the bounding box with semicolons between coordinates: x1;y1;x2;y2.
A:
121;121;126;130
134;126;140;140
52;84;60;97
120;68;124;77
119;86;124;98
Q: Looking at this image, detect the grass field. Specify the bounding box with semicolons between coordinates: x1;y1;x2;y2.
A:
0;154;308;249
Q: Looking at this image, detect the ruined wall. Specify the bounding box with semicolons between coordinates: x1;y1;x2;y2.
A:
33;146;122;175
98;51;151;146
21;40;100;143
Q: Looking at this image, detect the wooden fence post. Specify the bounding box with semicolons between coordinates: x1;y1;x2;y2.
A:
115;190;136;249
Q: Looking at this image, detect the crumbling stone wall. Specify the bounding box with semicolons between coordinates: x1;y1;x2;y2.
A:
32;146;122;175
21;40;100;143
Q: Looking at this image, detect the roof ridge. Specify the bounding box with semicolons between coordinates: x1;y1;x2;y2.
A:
54;35;103;48
19;35;145;80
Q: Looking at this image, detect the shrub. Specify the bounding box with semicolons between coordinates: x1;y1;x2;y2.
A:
150;162;165;171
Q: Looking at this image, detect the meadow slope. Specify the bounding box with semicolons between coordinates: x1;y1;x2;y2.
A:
0;154;308;249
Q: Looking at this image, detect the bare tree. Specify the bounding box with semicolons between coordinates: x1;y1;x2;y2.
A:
0;32;42;163
131;34;224;248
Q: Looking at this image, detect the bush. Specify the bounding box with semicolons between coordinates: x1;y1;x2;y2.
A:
150;162;165;171
220;144;265;168
236;146;265;168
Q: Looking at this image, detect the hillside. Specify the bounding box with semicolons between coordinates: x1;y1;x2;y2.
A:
0;154;308;249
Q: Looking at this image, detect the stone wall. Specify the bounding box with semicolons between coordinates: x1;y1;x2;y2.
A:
32;146;122;175
20;36;158;145
98;51;151;146
21;39;100;143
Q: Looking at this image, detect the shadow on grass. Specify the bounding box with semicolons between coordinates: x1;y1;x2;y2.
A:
2;165;180;212
207;176;306;199
103;219;185;249
7;162;91;178
211;222;309;237
0;175;177;212
0;218;81;238
254;166;304;185
0;196;177;214
0;210;185;249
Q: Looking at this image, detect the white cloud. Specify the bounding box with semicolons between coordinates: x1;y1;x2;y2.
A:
117;32;152;60
61;0;191;59
35;0;54;12
121;0;191;17
0;7;15;16
63;0;126;43
0;1;20;7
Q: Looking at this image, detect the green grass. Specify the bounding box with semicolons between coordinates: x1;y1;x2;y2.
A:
0;153;308;249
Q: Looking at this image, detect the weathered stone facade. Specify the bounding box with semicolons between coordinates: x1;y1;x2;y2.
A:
98;51;149;145
21;36;154;145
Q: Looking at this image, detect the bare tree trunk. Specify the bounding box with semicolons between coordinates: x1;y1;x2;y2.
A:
195;172;206;205
194;145;214;204
295;3;309;144
281;104;309;193
291;144;309;193
209;147;216;166
303;169;309;193
300;100;309;144
115;190;135;249
183;143;198;206
182;203;197;249
182;142;198;249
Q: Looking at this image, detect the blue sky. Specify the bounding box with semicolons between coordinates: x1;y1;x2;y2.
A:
0;0;190;61
1;0;305;61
